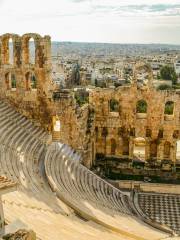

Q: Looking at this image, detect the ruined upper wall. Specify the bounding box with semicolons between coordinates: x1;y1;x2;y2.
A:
0;33;51;68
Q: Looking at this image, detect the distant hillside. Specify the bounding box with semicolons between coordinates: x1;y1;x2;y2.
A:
51;41;180;57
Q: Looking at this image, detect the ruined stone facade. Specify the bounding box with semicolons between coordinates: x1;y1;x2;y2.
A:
1;33;180;172
89;74;180;168
0;33;91;162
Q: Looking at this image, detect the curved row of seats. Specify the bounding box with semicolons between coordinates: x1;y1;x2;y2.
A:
45;142;170;240
0;101;141;240
0;101;176;240
0;101;71;214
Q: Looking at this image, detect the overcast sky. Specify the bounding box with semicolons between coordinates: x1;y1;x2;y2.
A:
0;0;180;44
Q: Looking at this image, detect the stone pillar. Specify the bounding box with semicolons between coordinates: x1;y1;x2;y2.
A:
129;137;134;158
157;141;164;160
145;140;150;160
171;141;176;163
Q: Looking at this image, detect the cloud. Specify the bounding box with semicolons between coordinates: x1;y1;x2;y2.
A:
0;0;180;43
91;4;180;17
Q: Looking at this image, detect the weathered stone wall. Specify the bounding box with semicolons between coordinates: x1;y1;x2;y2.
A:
0;33;91;164
89;82;180;165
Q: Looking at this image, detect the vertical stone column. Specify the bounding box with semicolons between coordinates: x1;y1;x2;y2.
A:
129;137;134;158
157;141;164;160
145;140;150;160
171;141;176;163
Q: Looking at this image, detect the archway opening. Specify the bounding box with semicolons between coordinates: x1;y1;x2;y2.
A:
31;74;37;89
164;101;174;115
8;38;13;65
109;99;119;112
164;141;171;159
136;100;147;113
29;38;35;64
11;74;16;89
133;137;146;160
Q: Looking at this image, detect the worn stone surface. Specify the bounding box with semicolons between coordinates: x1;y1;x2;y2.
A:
2;229;36;240
89;64;180;166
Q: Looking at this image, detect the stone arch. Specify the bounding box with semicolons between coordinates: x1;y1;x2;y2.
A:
164;101;174;115
136;99;147;113
22;33;44;67
1;34;20;65
110;139;116;155
109;99;119;112
164;141;171;159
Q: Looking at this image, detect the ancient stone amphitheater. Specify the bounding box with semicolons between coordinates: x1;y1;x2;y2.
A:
0;33;179;240
0;100;179;240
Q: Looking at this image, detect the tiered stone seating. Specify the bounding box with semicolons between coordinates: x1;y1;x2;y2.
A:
0;101;140;240
0;101;177;240
137;193;180;235
45;142;171;240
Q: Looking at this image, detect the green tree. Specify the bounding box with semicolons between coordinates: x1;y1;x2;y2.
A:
160;65;177;84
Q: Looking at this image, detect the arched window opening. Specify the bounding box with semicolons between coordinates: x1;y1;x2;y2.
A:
136;100;147;113
111;139;116;155
109;99;119;112
11;74;16;89
29;38;35;64
31;74;37;89
176;140;180;160
164;141;171;159
164;101;174;115
150;141;157;158
8;38;13;65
